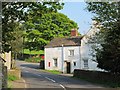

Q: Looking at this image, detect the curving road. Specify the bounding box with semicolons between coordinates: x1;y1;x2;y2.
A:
16;60;105;90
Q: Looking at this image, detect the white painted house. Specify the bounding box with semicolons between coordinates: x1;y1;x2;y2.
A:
80;21;102;71
45;30;82;73
45;22;102;73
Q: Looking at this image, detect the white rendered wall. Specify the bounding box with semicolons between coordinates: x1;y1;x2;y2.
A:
45;46;81;73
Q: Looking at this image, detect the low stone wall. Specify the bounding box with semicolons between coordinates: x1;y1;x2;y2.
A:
0;61;2;89
8;68;21;79
74;69;120;84
2;66;7;88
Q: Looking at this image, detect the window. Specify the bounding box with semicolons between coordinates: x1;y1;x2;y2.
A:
73;62;76;66
48;62;50;67
53;58;58;67
84;60;88;68
69;50;74;56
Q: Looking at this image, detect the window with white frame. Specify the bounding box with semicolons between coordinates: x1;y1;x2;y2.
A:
84;59;88;68
53;58;58;67
69;50;74;56
73;62;76;66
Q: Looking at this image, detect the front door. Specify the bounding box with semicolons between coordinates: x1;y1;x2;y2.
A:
66;62;71;73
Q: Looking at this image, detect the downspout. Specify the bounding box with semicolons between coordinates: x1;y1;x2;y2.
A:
61;44;64;73
79;45;81;69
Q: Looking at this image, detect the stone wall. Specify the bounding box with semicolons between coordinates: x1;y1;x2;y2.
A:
0;61;2;89
74;69;120;84
0;60;7;89
2;66;7;88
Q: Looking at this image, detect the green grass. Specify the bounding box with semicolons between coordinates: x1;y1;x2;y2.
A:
7;74;18;89
8;82;12;89
8;74;18;81
25;57;42;63
23;49;44;55
44;70;61;74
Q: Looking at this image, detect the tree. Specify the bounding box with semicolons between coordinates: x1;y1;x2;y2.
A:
24;12;78;50
9;22;24;58
86;2;120;73
2;1;64;52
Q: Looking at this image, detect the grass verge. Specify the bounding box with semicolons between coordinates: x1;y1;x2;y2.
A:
8;74;18;88
40;69;61;74
8;74;18;81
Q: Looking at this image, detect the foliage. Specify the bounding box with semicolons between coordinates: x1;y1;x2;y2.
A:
25;57;43;63
23;49;44;55
2;1;64;52
24;12;78;51
10;22;24;58
86;2;120;73
8;74;18;81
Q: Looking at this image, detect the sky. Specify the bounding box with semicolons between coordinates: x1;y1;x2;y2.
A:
59;2;94;35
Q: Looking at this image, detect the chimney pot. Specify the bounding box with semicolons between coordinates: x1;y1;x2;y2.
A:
71;29;78;36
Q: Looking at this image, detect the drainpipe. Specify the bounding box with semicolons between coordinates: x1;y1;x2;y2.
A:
79;45;81;69
61;44;64;73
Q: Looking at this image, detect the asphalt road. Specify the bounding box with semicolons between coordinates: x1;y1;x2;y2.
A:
16;60;105;90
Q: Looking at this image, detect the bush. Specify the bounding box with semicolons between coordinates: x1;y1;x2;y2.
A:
25;57;43;63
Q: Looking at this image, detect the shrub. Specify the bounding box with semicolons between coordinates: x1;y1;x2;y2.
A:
25;57;43;63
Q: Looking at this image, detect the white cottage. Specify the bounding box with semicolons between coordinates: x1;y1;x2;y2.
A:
80;21;102;71
45;24;103;73
45;30;82;73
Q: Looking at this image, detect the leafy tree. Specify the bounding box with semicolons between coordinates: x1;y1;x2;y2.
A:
2;1;64;52
24;12;78;50
9;23;23;58
86;2;120;73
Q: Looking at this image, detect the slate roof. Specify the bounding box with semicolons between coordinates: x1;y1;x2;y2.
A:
45;36;83;48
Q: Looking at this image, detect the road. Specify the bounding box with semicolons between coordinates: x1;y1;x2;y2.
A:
16;60;104;90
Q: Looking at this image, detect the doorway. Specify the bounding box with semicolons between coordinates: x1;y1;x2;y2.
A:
66;62;71;73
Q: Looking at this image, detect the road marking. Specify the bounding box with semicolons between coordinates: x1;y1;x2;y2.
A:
22;78;27;88
24;71;29;72
59;84;66;90
38;74;41;76
45;77;56;83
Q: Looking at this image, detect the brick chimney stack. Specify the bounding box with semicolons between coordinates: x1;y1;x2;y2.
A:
71;29;78;36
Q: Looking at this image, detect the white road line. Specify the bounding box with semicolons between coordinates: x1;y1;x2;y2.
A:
45;77;56;83
59;84;66;90
24;70;29;72
38;74;41;76
22;78;27;88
